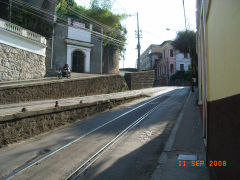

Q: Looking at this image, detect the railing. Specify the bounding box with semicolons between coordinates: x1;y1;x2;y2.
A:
5;22;23;35
0;18;46;45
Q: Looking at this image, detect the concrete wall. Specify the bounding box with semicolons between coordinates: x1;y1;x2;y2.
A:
45;39;52;72
68;26;91;43
197;1;240;179
102;46;119;74
206;0;240;102
124;70;155;90
206;1;240;180
90;35;102;74
0;75;129;104
53;23;68;70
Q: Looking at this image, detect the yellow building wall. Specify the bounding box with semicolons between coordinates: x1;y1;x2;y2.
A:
206;0;240;101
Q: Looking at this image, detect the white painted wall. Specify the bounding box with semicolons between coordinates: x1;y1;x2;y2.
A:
67;44;91;73
176;51;191;71
0;28;46;56
68;26;91;43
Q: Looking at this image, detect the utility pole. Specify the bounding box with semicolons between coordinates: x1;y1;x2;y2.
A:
182;0;187;29
135;12;142;71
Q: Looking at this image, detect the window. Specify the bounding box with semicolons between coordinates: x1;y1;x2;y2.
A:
170;49;174;57
180;64;184;71
170;64;174;73
148;49;152;54
184;52;188;58
42;0;50;10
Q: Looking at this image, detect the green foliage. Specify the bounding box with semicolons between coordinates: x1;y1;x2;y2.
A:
173;30;196;57
90;0;112;10
11;2;53;38
173;30;198;76
121;80;129;90
57;0;76;11
170;71;192;81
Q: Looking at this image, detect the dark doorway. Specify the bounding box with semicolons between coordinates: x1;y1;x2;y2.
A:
170;64;174;73
72;51;84;73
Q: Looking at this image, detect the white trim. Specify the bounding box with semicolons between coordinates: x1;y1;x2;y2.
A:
64;38;94;48
66;44;91;73
0;28;46;56
0;18;46;44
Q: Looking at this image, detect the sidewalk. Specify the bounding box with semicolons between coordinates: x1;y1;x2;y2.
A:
0;73;104;87
0;87;177;117
151;89;210;180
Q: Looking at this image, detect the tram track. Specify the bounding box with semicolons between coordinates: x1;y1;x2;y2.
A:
1;87;187;180
65;88;187;180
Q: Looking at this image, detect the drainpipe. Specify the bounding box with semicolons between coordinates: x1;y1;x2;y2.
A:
167;57;169;85
100;27;103;74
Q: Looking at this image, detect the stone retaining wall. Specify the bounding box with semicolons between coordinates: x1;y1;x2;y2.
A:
124;70;155;90
0;43;46;81
0;75;129;105
0;95;145;148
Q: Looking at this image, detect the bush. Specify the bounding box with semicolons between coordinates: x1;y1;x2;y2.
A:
170;71;191;81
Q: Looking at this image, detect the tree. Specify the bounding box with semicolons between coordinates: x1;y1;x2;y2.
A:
173;30;198;77
10;0;55;38
90;0;112;10
173;30;198;92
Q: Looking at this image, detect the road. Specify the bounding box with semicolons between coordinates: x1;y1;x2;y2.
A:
0;87;189;180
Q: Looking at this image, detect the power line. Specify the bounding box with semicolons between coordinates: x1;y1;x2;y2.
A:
48;0;127;45
50;0;126;43
49;0;123;35
0;0;126;47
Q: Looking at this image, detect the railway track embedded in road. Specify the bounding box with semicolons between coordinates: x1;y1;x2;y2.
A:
65;88;187;180
1;87;188;180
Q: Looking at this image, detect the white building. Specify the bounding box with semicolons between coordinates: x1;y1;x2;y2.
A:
139;44;162;71
53;18;94;73
176;50;191;71
0;18;47;81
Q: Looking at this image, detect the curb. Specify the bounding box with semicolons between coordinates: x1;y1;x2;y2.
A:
151;89;192;180
0;94;146;148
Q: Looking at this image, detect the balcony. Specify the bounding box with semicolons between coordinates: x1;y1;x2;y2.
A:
0;18;46;45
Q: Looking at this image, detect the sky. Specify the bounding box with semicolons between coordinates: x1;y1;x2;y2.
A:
75;0;197;68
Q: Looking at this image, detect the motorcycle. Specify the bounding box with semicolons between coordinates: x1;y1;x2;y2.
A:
57;69;71;79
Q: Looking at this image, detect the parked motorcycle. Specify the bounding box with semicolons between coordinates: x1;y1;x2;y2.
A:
57;69;71;79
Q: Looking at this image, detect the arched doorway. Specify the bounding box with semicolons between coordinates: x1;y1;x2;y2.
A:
72;51;85;73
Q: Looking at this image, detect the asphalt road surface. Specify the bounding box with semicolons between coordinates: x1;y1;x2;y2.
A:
0;87;189;180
